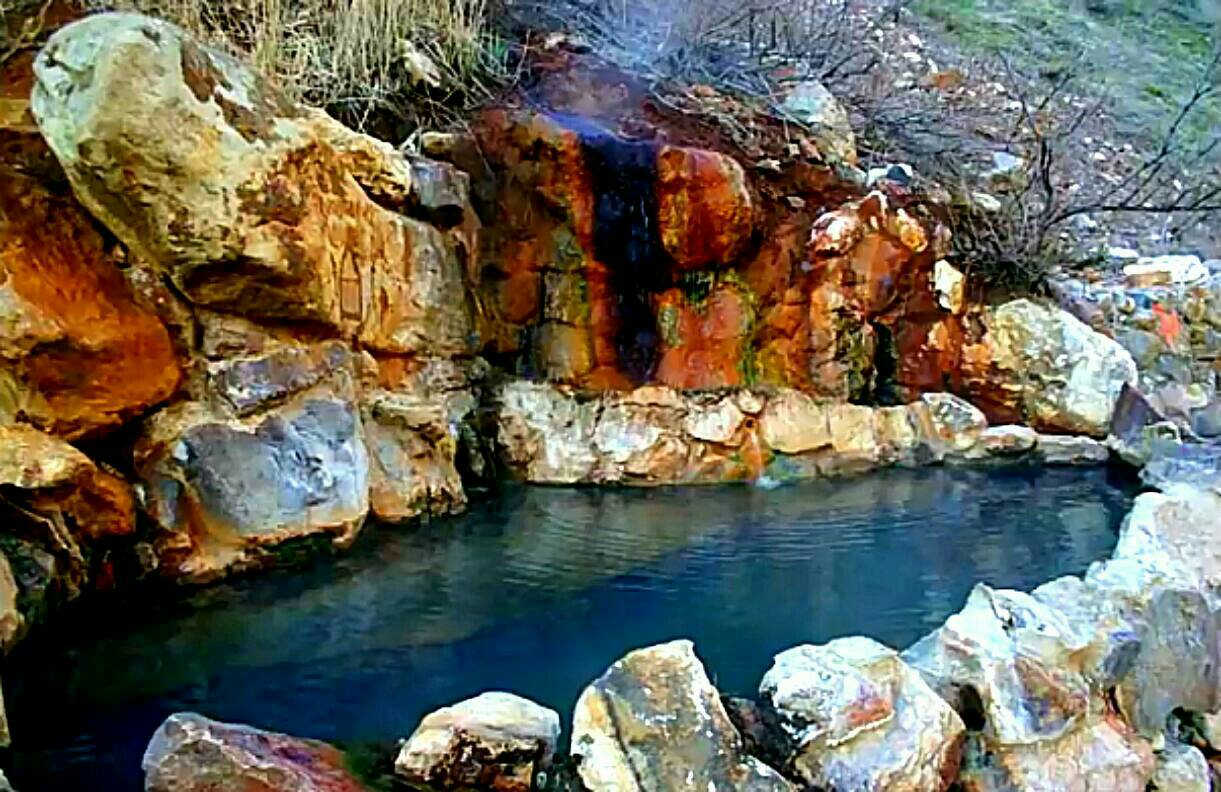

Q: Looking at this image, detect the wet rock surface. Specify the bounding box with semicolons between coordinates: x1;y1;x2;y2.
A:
395;691;560;792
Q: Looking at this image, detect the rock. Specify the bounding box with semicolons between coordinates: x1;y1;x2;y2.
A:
655;146;753;269
361;390;466;523
909;392;987;458
1152;742;1210;791
780;80;857;165
957;715;1154;792
933;259;966;314
963;299;1137;436
0;424;135;605
394;692;560;792
32;13;475;357
1140;442;1221;495
1036;434;1110;465
495;381;600;484
0;158;180;440
759;391;831;454
135;393;369;583
760;636;964;791
571;639;794;791
142;712;367;792
905;584;1092;746
1124;255;1208;287
978;425;1038;456
984;151;1025;182
1191;400;1221;438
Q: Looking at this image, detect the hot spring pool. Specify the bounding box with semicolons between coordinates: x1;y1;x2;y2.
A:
2;466;1137;789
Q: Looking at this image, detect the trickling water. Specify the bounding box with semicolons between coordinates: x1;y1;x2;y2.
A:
3;466;1135;790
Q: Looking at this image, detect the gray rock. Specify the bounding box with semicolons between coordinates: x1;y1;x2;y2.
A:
1151;742;1210;792
1036;434;1110;465
571;640;794;792
760;637;964;791
395;691;560;792
1191;400;1221;438
779;80;857;165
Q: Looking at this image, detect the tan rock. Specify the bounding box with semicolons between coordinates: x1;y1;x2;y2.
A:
32;13;475;357
572;640;794;792
395;692;560;792
760;391;831;454
362;391;465;523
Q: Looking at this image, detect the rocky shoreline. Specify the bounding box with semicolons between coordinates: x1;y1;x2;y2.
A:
1;9;1220;790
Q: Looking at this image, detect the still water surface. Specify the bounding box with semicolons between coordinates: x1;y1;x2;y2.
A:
4;467;1135;790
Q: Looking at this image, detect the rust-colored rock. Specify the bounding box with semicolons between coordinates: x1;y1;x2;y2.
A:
655;146;753;270
654;282;754;389
0;155;180;440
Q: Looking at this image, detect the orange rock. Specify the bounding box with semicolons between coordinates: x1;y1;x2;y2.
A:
654;284;754;389
655;146;754;270
0;166;181;439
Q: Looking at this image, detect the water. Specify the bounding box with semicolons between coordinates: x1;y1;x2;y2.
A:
3;467;1135;790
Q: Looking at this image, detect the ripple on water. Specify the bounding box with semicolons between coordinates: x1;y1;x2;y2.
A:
4;466;1136;791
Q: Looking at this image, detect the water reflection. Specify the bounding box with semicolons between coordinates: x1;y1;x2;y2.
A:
4;466;1135;790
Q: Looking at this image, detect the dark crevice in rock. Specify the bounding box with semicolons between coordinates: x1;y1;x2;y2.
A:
956;684;987;732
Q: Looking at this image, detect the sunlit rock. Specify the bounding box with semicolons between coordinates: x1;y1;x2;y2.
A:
395;691;560;792
495;381;600;484
905;584;1093;746
760;636;964;791
143;712;367;792
32;13;475;357
571;640;794;791
0;146;180;440
910;392;987;458
933;259;966;314
961;299;1137;435
978;425;1038;457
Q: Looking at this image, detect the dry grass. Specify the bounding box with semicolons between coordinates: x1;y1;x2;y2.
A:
86;0;509;134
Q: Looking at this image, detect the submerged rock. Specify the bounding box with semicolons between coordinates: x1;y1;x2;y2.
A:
32;12;475;357
394;691;560;792
142;712;367;792
759;636;964;791
571;640;794;791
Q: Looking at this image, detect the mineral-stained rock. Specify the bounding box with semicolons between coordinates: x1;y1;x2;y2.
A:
961;299;1137;436
571;639;794;791
0;161;180;440
1151;742;1210;792
135;393;369;582
655;146;753;270
759;636;964;791
32;13;475;357
394;691;560;792
0;424;135;608
142;712;367;792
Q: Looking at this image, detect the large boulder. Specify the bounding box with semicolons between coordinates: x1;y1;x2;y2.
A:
0;132;180;440
135;375;369;582
759;636;964;791
394;691;560;792
571;640;794;791
142;712;367;792
962;299;1137;435
31;12;475;357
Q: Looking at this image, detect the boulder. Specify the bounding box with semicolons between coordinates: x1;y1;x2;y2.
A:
0;424;135;607
571;640;794;791
655;146;753;269
909;392;988;459
135;392;369;583
32;13;475;357
394;692;560;792
962;299;1137;436
0;153;180;440
1151;742;1210;792
779;80;858;165
759;636;964;791
142;712;367;792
